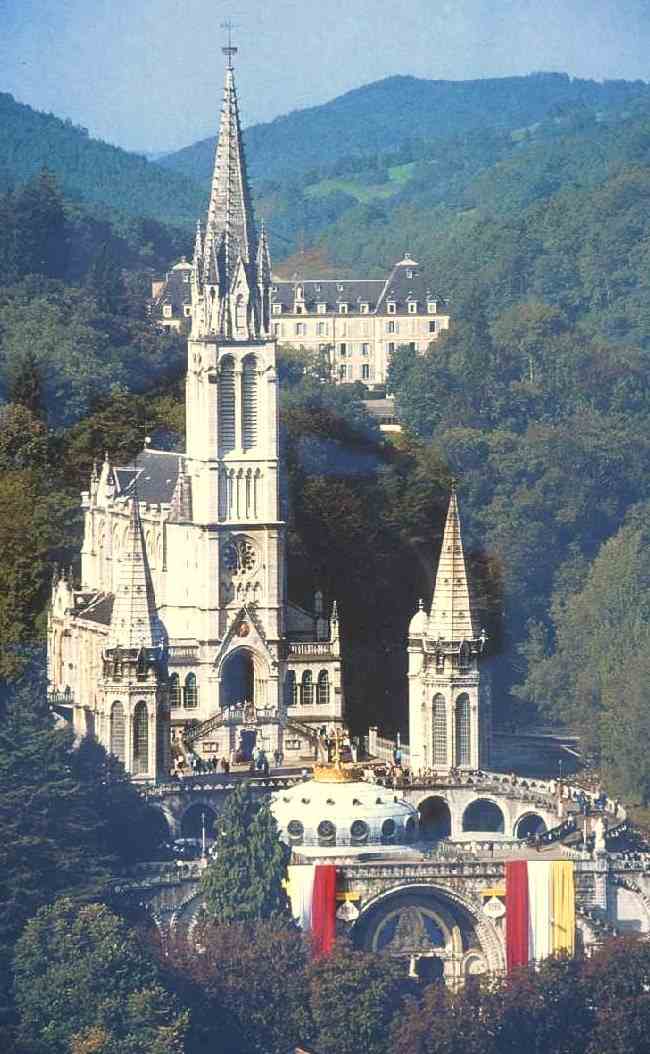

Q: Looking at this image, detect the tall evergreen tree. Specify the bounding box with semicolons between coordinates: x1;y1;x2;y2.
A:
201;782;292;924
14;168;69;279
7;349;44;419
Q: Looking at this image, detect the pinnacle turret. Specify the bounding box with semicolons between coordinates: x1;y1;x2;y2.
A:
428;485;479;643
108;498;163;651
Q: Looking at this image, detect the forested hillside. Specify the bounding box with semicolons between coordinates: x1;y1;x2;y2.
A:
0;92;205;227
161;71;650;183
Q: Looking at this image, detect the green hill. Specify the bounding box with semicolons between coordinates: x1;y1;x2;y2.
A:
0;92;205;228
160;71;650;185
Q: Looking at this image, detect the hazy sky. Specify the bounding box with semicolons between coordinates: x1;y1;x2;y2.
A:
3;0;650;153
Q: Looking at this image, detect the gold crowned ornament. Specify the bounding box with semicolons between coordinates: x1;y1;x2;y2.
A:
313;727;362;783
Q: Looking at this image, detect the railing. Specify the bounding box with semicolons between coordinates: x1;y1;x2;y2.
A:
168;646;199;663
48;689;75;707
183;705;279;746
286;642;333;657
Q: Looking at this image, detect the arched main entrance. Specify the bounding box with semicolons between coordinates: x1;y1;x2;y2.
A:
221;650;254;708
418;796;452;841
462;799;505;834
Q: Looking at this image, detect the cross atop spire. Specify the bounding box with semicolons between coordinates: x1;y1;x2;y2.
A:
428;484;479;643
221;19;238;69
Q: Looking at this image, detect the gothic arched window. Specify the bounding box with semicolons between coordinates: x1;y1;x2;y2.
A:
242;354;258;450
301;670;313;706
219;357;236;455
169;673;181;709
184;672;198;709
133;701;149;775
455;693;471;766
317;670;329;707
286;671;297;707
110;700;125;764
235;294;246;334
432;693;447;767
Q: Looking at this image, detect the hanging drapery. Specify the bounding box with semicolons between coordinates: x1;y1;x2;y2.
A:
286;865;315;931
505;860;529;971
311;864;337;957
551;860;575;956
527;861;552;962
506;859;576;969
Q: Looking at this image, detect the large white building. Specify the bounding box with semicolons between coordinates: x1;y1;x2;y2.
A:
48;51;344;780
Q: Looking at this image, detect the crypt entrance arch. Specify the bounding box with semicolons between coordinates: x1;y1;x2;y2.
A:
351;883;503;981
218;646;270;711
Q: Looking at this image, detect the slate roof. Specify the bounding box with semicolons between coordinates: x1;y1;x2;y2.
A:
271;278;384;313
74;592;115;626
151;260;192;320
271;257;448;316
115;449;183;505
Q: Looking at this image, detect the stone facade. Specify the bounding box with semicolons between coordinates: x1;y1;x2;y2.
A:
48;56;345;778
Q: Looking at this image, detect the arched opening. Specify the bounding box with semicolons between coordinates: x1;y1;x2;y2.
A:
317;670;330;707
515;813;547;839
301;670;313;706
133;701;149;775
432;694;447;767
417;956;445;983
183;673;198;709
219;356;236;456
181;804;217;841
462;799;505;834
110;701;125;764
221;650;255;709
144;806;171;847
455;693;471;766
235;294;246;335
169;673;181;709
242;354;258;450
156;703;169;776
285;671;297;707
419;796;452;841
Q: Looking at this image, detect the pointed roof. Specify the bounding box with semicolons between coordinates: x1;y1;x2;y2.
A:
428;485;479;642
204;62;256;284
108;498;162;650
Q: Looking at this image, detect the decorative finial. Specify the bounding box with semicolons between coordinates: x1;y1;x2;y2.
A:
331;600;338;620
418;598;425;611
104;449;110;464
450;477;458;494
221;19;238;68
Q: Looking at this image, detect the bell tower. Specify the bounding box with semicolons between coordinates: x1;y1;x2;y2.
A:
407;484;490;774
184;44;283;650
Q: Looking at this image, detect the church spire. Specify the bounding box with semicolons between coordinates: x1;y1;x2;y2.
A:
428;483;479;643
192;43;271;340
108;497;162;650
205;56;256;280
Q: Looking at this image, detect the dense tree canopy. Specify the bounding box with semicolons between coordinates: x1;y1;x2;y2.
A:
14;899;188;1054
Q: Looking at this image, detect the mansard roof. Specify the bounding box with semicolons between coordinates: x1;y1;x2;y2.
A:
270;258;448;316
271;278;384;313
115;449;182;506
151;259;191;319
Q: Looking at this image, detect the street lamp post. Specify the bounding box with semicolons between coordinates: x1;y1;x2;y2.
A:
201;809;206;859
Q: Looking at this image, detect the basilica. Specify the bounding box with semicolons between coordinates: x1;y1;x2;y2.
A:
47;51;345;779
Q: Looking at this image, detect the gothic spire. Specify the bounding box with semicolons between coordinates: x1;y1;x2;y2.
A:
108;498;162;650
205;59;256;283
428;483;479;643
